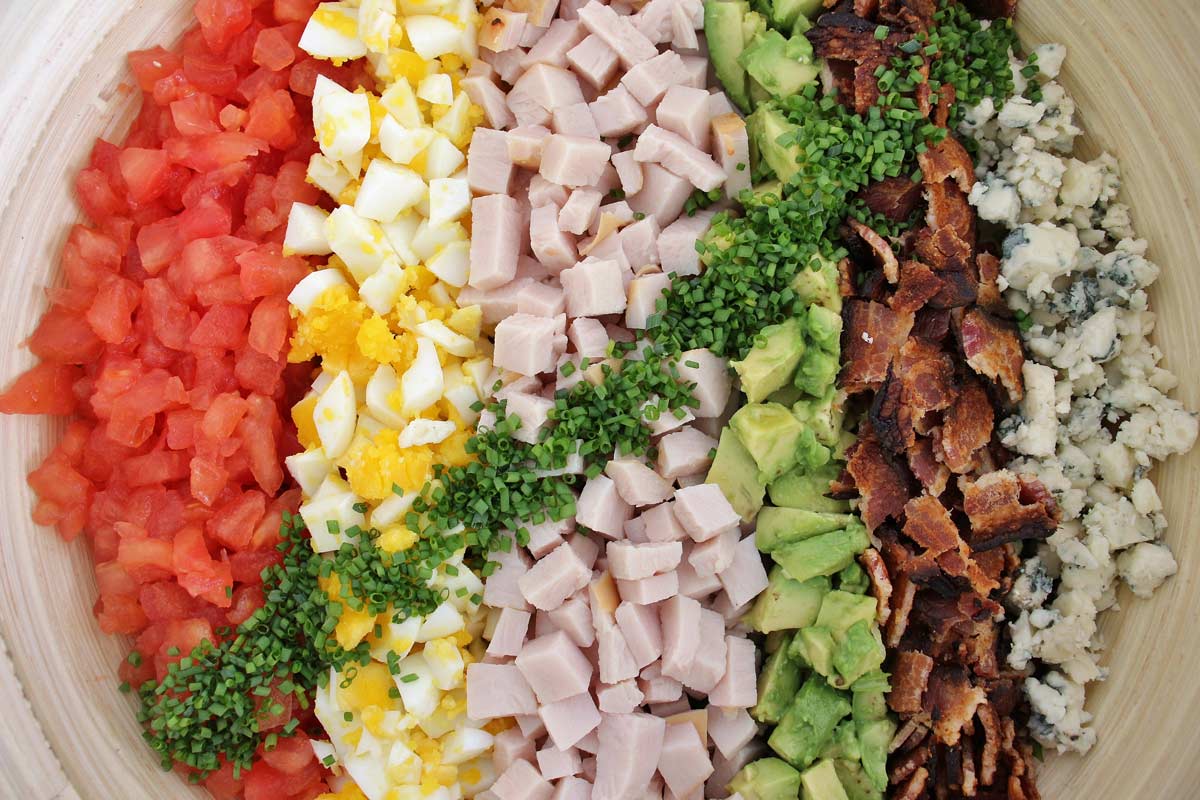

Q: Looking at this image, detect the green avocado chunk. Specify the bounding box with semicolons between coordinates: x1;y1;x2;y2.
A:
794;349;841;399
815;589;878;641
707;427;767;522
772;526;871;583
704;0;752;112
730;402;806;483
800;759;851;800
856;717;896;792
836;561;869;595
732;317;807;403
767;0;822;31
738;30;821;101
747;105;805;184
834;759;882;800
753;635;804;724
805;305;844;353
791;390;844;448
748;566;829;632
729;757;803;800
791;625;836;677
820;721;861;762
793;255;843;313
768;463;849;513
832;619;886;688
769;676;852;770
756;506;852;552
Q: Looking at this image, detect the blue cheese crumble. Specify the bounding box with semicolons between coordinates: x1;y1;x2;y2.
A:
961;43;1199;755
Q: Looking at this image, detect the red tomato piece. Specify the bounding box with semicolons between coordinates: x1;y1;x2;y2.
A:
170;93;222;136
128;47;184;93
226;584;265;625
118;148;171;204
190;303;250;350
0;362;81;415
194;0;254;54
117;536;175;583
260;731;313;773
252;26;298;71
86;275;141;344
208;490;268;550
248;294;290;359
28;304;105;364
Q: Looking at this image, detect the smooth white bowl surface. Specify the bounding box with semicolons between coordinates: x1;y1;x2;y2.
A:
1;1;1198;798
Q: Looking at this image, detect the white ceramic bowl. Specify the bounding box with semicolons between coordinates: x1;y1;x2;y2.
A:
1;1;1198;797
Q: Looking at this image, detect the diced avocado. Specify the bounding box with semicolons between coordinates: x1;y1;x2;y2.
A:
792;391;843;448
836;561;869;595
821;721;861;762
756;507;852;552
768;0;822;31
792;256;842;313
834;760;883;800
849;670;891;694
753;637;804;724
772;527;871;583
765;629;789;654
748;105;805;184
791;12;813;36
805;305;843;353
856;718;895;792
752;179;785;203
768;676;852;770
742;9;768;41
768;463;849;513
749;76;773;108
738;30;822;101
815;589;878;642
791;625;835;678
852;690;888;722
794;349;841;399
707;428;767;522
730;758;803;800
731;317;807;403
768;382;805;407
800;758;850;800
834;427;858;461
795;428;833;472
730;402;806;483
832;620;886;688
748;566;829;632
705;0;752;113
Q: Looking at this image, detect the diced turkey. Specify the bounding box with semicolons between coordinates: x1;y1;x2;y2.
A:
560;258;628;317
634;124;726;192
516;630;594;703
520;541;593;610
470;194;522;288
540;135;613;187
467;662;539;719
494;312;562;376
593;712;666;800
657;86;712;150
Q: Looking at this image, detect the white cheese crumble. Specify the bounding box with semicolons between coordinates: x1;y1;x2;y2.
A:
961;45;1199;755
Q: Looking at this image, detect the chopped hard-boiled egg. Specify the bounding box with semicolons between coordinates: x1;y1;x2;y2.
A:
291;3;493;797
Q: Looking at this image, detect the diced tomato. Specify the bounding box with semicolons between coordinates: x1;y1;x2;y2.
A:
118;148;171;205
128;47;184;93
195;0;254;54
272;0;319;24
226;583;265;625
122;448;190;487
157;617;217;678
229;549;282;584
190;303;250;350
248;294;289;359
244;89;298;150
139;580;198;622
236;244;308;298
75;169;127;223
166;132;267;172
219;104;249;131
252;26;298;71
253;683;295;732
117;536;174;583
86;275;141;344
243;762;289;800
107;370;189;448
204;760;247;800
28;304;105;364
136;217;183;275
178;195;235;242
95;592;149;635
174;526;234;606
190;456;230;506
208;490;267;550
0;362;81;415
170;93;222;136
260;730;313;773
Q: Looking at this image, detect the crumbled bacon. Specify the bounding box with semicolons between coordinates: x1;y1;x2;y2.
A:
903;495;999;596
925;666;989;746
908;437;951;496
923;181;977;258
919;135;977;194
886;571;917;647
849;218;900;283
890;650;935;713
871;366;915;454
879;0;938;31
934;80;957;129
957;308;1026;404
808;15;911;113
847;433;914;530
841;299;915;393
859;177;924;222
976;252;1006;312
891;261;944;315
935;382;995;473
898;337;959;423
862;548;894;625
894;766;930;800
977;702;1002;785
961;470;1060;550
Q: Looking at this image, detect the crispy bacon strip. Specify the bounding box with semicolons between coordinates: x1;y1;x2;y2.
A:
957;308;1026;404
890;650;935;713
898;337;959;425
849;218;900;283
890;261;943;315
919;135;977;194
859;177;924;222
886;571;917;647
841;299;915;393
904;495;1000;596
870;367;914;455
961;470;1060;550
976;252;1006;312
862;548;894;625
935;382;995;474
925;665;988;746
978;702;1002;786
907;437;951;495
894;767;929;800
847;434;913;530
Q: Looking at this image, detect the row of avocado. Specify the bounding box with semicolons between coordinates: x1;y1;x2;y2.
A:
706;258;894;800
705;0;824;114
